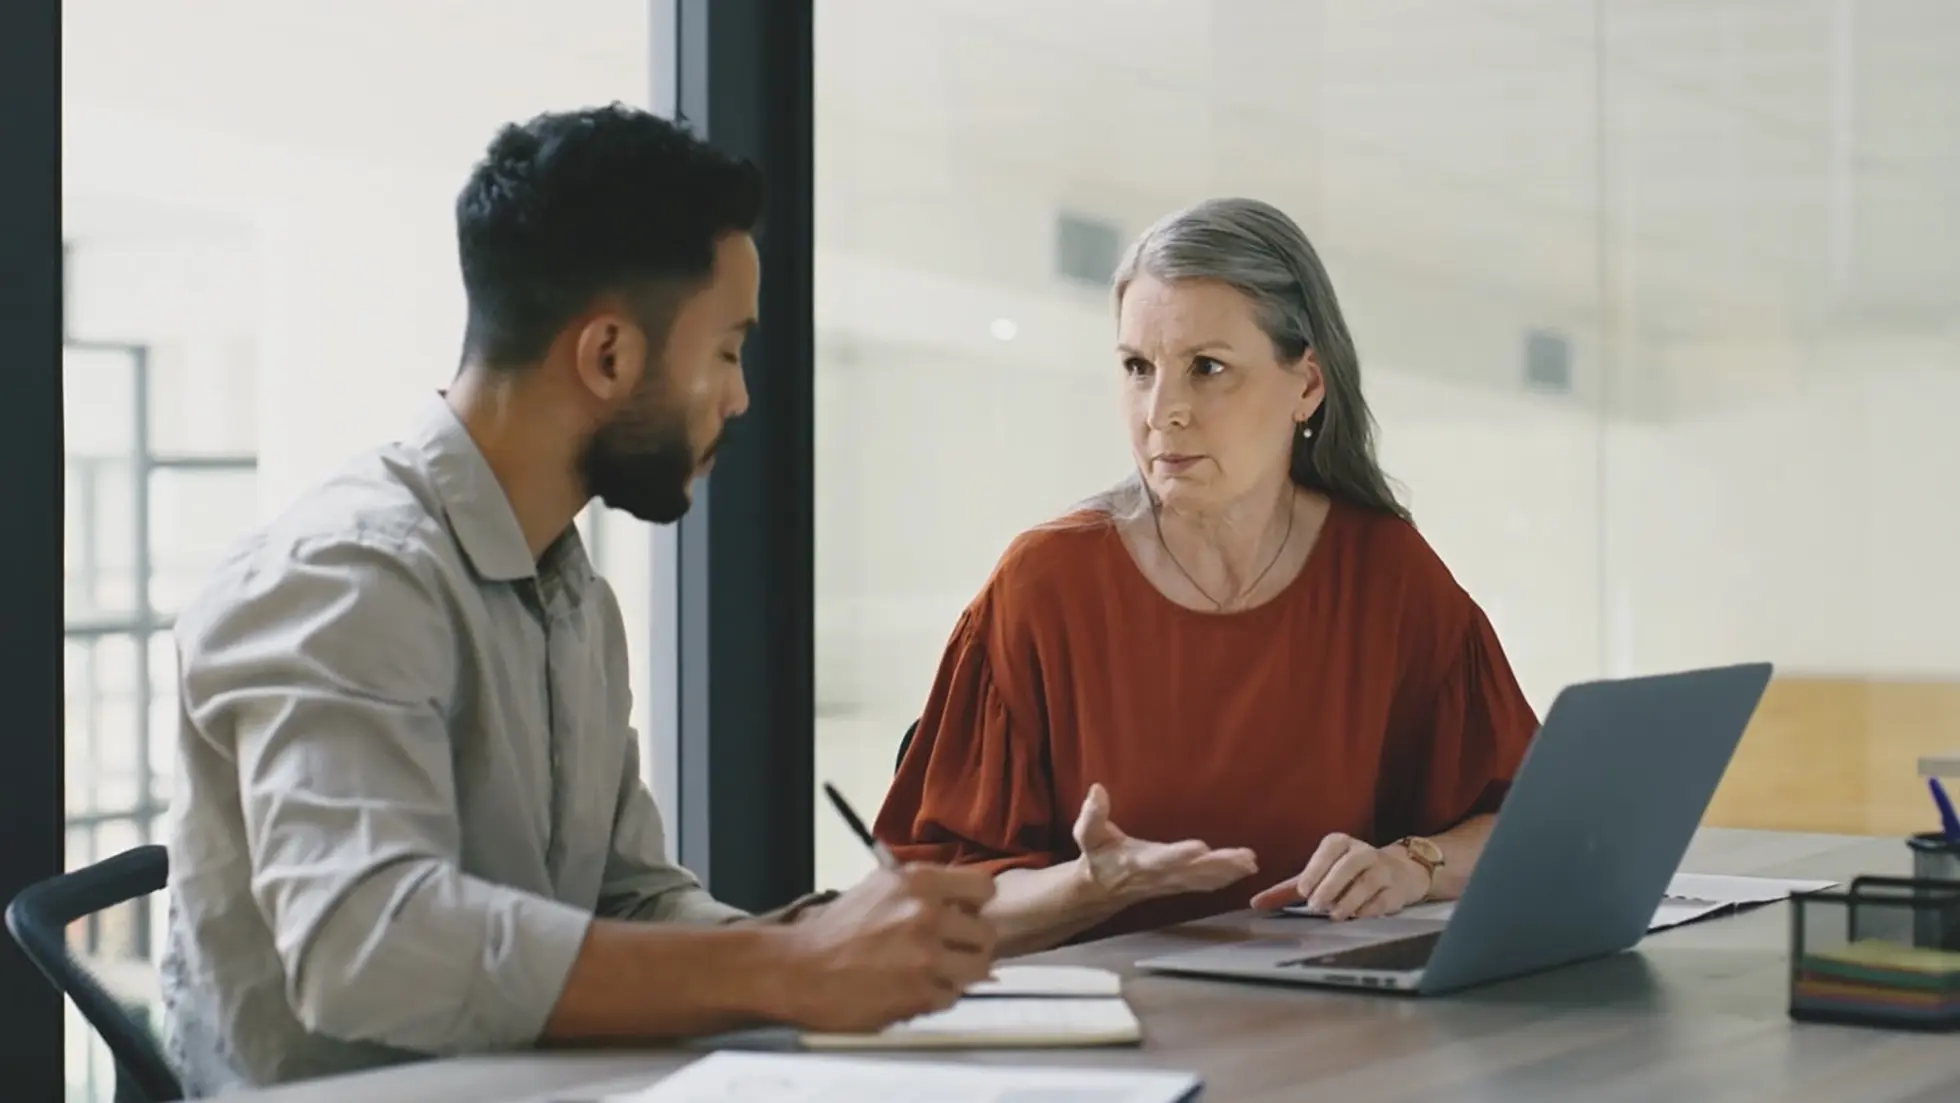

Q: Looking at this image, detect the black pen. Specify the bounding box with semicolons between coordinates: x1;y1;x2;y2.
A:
823;781;898;871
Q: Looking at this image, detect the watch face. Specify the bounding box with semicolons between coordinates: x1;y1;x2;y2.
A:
1406;837;1443;866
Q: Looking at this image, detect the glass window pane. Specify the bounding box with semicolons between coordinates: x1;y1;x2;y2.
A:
65;998;98;1102
65;633;144;819
815;2;1960;878
61;345;135;457
64;825;93;878
148;467;258;617
148;632;178;810
64;455;137;621
812;1;1606;889
149;335;260;457
64;343;140;622
91;818;146;961
1603;0;1960;838
61;640;94;817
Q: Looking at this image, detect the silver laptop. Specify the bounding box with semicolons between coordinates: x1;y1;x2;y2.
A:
1135;662;1774;995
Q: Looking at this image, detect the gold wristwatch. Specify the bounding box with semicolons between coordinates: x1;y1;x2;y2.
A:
1392;835;1444;893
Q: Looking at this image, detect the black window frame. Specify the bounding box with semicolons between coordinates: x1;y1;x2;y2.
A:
660;0;819;914
1;0;68;1097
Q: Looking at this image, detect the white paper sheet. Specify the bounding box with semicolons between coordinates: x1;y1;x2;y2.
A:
601;1051;1201;1103
1283;872;1839;931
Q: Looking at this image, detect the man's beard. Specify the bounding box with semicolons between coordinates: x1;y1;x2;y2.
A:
579;384;717;525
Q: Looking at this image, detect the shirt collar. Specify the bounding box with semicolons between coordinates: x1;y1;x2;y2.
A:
409;394;595;593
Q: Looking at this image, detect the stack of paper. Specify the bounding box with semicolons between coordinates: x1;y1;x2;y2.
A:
604;1051;1203;1103
1650;873;1839;930
802;966;1141;1050
1793;940;1960;1026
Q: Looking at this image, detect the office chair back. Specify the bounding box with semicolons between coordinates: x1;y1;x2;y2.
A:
6;843;183;1103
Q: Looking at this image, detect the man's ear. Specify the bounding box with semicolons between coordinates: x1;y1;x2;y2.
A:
571;312;646;403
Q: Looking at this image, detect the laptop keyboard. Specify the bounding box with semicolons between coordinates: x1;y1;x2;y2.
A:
1279;931;1443;972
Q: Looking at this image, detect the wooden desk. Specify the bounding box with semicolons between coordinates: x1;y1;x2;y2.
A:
218;829;1958;1103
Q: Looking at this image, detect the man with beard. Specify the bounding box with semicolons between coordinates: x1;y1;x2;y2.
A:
159;104;998;1094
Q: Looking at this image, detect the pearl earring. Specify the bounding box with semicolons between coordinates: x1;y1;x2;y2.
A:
1300;422;1314;440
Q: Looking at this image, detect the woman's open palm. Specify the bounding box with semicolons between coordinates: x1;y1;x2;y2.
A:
1072;783;1259;903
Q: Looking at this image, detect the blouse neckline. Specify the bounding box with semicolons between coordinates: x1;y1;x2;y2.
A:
1104;494;1345;626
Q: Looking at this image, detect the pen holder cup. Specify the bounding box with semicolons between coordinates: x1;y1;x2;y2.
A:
1788;875;1960;1031
1909;831;1960;883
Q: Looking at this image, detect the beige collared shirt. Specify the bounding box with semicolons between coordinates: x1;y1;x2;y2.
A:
160;398;748;1093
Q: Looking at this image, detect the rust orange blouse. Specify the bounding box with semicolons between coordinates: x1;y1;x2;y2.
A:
872;497;1540;942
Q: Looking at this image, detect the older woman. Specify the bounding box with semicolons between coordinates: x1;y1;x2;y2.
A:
872;198;1539;958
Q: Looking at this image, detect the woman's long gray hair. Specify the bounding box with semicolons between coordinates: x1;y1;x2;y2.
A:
1089;197;1409;523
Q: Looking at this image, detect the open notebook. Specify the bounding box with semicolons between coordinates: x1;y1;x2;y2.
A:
801;966;1140;1050
1282;871;1838;930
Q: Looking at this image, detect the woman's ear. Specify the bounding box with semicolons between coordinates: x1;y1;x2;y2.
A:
1295;350;1327;422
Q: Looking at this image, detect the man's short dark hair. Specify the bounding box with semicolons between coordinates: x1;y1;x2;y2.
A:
455;103;763;368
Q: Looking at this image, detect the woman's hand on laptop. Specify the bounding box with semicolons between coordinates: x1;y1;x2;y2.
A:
1248;833;1430;921
1073;783;1260;905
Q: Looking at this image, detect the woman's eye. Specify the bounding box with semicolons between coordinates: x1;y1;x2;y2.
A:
1193;356;1225;377
1122;357;1152;377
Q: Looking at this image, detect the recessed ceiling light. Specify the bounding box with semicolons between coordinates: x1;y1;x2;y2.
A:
990;318;1018;342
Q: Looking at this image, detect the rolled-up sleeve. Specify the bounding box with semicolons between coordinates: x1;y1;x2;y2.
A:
596;731;747;926
595;729;836;925
180;534;592;1055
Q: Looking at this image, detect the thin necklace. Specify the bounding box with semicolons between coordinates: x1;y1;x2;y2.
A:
1151;493;1296;612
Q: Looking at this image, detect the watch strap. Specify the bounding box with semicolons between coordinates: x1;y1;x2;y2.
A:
1393;836;1443;885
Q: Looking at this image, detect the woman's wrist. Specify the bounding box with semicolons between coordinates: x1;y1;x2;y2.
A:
1382;847;1434;904
1066;854;1111;908
1066;853;1148;914
990;857;1133;958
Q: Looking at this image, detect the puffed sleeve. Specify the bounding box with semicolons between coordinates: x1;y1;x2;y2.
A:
873;590;1060;873
1377;600;1539;840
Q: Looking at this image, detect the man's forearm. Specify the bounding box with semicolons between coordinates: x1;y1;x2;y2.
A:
540;919;795;1043
988;860;1128;958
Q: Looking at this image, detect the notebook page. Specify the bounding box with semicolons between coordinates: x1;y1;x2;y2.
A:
802;997;1142;1050
968;964;1123;998
603;1051;1201;1103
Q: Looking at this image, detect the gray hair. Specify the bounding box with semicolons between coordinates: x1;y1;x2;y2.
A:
1092;197;1408;522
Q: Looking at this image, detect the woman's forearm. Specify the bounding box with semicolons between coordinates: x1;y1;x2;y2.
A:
988;859;1130;957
